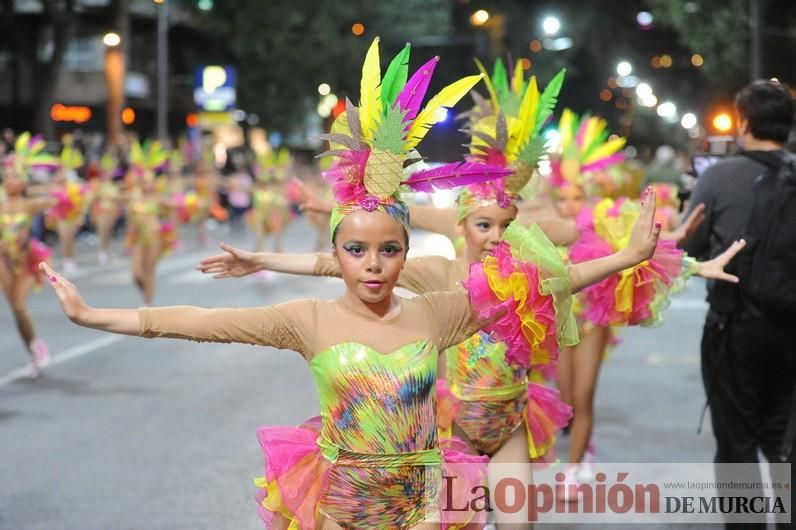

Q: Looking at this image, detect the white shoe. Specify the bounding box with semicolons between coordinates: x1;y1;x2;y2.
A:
98;250;111;266
62;259;78;276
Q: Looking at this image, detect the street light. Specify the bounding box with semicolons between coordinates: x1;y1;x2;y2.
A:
103;32;124;147
470;9;489;26
712;113;733;132
542;16;561;36
657;101;677;121
102;32;121;47
616;61;632;77
317;83;331;96
636;82;653;98
680;112;697;129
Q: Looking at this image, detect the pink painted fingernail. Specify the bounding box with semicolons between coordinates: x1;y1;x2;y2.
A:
49;275;58;283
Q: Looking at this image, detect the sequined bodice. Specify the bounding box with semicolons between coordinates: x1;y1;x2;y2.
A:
309;340;438;456
445;331;527;399
0;211;32;246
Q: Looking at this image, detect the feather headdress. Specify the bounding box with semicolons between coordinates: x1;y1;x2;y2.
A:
320;38;512;238
1;132;60;181
59;145;85;171
456;60;566;220
129;140;169;183
550;109;626;191
256;148;291;184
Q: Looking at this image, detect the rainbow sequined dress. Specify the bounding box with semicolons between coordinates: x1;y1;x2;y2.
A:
440;331;572;460
254;340;488;530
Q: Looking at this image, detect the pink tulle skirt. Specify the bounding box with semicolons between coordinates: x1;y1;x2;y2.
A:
254;417;488;529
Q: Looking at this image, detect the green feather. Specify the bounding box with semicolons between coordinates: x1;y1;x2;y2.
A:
492;58;509;105
372;106;410;154
381;44;411;113
516;135;547;168
532;69;566;136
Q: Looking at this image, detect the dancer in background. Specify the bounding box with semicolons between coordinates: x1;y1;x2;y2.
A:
125;140;175;305
0;133;59;376
90;151;122;265
49;143;88;275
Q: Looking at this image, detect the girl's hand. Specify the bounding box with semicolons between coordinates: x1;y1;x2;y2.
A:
619;188;662;266
293;179;333;214
196;243;262;278
697;239;746;283
39;261;90;323
662;203;706;244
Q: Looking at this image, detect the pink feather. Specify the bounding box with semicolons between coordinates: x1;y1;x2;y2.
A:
402;162;511;193
395;56;439;123
321;150;369;204
581;152;625;173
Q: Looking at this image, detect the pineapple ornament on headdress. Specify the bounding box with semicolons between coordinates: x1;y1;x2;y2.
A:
2;132;60;182
454;58;566;221
549;109;626;194
320;38;513;239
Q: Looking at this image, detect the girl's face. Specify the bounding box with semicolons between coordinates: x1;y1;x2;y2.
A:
460;203;517;263
554;184;585;220
333;210;407;305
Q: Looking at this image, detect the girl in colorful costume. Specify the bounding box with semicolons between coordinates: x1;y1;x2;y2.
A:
48;143;89;275
125;140;176;305
210;61;574;474
0;132;59;376
45;39;672;529
548;110;743;484
249;148;293;253
90;152;122;265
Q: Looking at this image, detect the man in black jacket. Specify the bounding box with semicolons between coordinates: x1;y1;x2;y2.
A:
683;80;794;528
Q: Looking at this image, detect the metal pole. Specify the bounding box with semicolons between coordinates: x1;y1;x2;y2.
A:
156;1;169;142
749;0;762;80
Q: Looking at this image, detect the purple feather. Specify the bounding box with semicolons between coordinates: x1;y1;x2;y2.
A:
395;56;439;123
402;162;512;193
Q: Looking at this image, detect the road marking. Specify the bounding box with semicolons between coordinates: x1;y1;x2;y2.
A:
0;334;125;388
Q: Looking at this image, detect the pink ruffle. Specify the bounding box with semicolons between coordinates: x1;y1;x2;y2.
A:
569;223;685;327
466;243;558;369
527;382;572;452
255;417;331;530
26;239;52;284
439;438;489;529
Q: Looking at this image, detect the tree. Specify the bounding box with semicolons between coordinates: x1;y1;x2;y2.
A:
200;0;452;134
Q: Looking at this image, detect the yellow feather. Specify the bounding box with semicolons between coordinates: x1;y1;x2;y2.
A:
359;38;382;141
507;75;539;156
329;112;352;151
558;109;575;150
512;61;524;94
473;58;499;113
405;74;483;151
584;137;626;164
580;117;607;151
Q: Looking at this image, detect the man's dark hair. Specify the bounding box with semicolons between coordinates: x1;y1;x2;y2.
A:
735;80;794;144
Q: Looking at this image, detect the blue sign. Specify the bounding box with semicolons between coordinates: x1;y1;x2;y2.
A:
194;65;237;111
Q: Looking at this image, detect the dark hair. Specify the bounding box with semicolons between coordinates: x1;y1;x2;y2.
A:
735;80;794;144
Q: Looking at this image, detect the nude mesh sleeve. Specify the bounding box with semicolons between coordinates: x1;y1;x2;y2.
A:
313;253;341;277
138;299;315;357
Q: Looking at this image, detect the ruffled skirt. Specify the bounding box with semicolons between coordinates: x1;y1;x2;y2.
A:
254;417;488;529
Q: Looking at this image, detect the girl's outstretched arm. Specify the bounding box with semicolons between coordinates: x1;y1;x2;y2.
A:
40;262;140;335
40;261;312;354
197;243;322;278
694;239;746;282
567;188;661;293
